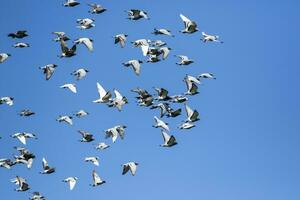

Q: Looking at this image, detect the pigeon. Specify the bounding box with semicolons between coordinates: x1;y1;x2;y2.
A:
14;147;36;161
85;156;99;166
126;9;149;20
175;55;194;65
11;176;30;191
0;159;15;169
184;75;200;95
160;130;177;147
19;109;35;117
152;28;174;37
11;132;37;145
131;39;149;56
88;3;107;14
59;39;77;57
93;82;112;103
169;95;188;103
159;47;171;60
63;177;78;190
91;170;106;186
39;64;57;80
60;83;77;93
95;142;110;150
201;32;223;43
166;107;182;118
78;130;94;142
153;87;171;101
74;109;89;118
0;53;11;63
40;158;55;174
52;32;70;42
14;156;33;169
114;34;128;48
179;14;198;34
71;68;89;80
8;30;28;38
63;0;80;7
184;104;199;122
122;162;139;176
153;116;169;132
105;125;126;143
122;60;143;76
198;73;216;80
108;89;128;111
74;38;93;51
13;42;30;48
0;97;14;106
150;103;170;118
179;122;195;129
76;18;95;29
30;192;45;200
131;87;153;107
56;115;73;125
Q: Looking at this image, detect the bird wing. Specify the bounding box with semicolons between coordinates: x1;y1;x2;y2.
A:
161;130;170;143
60;39;68;53
68;84;77;93
42;158;49;170
131;60;141;75
96;82;107;98
141;44;149;56
185;104;194;118
114;89;123;100
69;178;76;190
129;163;137;176
17;135;26;145
122;164;130;175
93;170;102;184
45;67;55;80
82;38;93;51
160;47;170;59
180;14;191;28
168;135;177;146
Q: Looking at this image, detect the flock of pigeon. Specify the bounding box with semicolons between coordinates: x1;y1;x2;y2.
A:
0;1;223;199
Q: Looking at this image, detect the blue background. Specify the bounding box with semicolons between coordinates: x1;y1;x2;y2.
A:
0;0;299;199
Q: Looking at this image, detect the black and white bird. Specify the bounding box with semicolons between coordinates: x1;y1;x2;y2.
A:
56;115;73;125
93;82;112;103
153;87;171;101
30;192;45;200
85;156;99;166
40;158;55;174
74;109;89;118
11;132;37;145
74;38;93;51
131;87;153;107
122;162;139;176
159;47;171;60
76;18;95;29
0;96;14;106
78;130;95;142
122;60;143;76
201;32;223;43
160;130;177;147
150;103;169;118
131;39;149;56
14;155;33;169
184;75;201;95
0;53;11;63
184;104;199;122
153;116;169;132
114;34;128;48
71;68;89;80
146;55;160;63
63;0;80;7
39;64;57;80
8;30;28;39
0;158;15;169
60;83;77;93
198;73;216;80
91;170;106;186
63;177;78;190
52;32;70;42
95;142;110;150
126;9;149;20
179;14;198;34
13;42;30;48
88;3;107;14
108;90;128;111
175;55;194;65
179;121;195;129
105;125;126;143
19;109;35;117
152;28;174;37
59;39;77;57
11;176;30;191
169;95;188;103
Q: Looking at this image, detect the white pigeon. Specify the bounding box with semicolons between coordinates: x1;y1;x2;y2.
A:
179;14;198;34
11;132;37;145
201;32;223;43
0;53;11;63
185;104;199;122
30;192;45;200
71;68;89;80
56;115;73;125
95;142;110;150
179;122;195;129
153;116;169;132
114;34;128;48
0;96;14;106
0;159;15;169
63;177;78;190
63;0;80;7
93;82;112;103
198;73;216;80
152;28;174;37
76;18;95;29
122;60;143;76
13;42;30;48
85;156;99;166
160;130;177;147
91;170;105;186
122;162;139;176
74;109;89;118
74;38;93;51
60;83;77;93
175;55;194;65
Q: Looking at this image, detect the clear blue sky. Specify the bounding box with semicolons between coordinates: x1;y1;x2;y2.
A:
0;0;299;199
